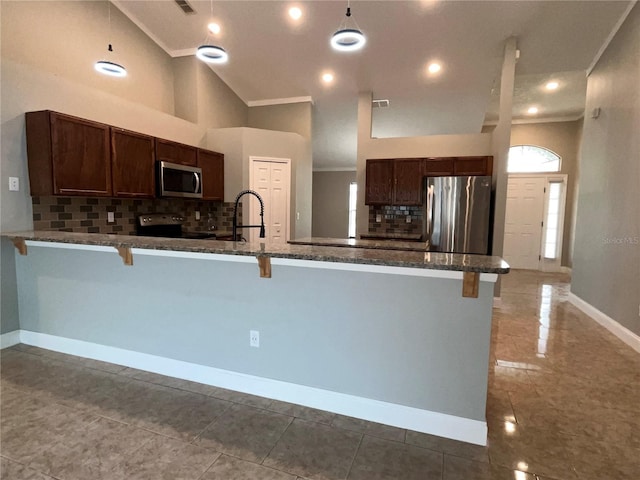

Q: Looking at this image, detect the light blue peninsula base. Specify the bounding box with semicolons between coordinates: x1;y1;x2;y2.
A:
5;235;507;446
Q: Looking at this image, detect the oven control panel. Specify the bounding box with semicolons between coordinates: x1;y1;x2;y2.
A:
137;214;185;227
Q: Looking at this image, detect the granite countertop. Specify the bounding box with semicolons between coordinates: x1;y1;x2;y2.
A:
3;231;510;274
290;237;432;252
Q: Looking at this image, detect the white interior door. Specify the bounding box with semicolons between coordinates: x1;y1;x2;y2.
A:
503;176;546;269
249;158;291;244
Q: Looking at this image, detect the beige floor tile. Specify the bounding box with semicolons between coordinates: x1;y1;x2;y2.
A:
0;457;55;480
347;434;443;480
267;400;336;425
405;430;488;463
202;455;296;480
443;455;536;480
196;403;293;463
264;418;362;480
331;415;406;443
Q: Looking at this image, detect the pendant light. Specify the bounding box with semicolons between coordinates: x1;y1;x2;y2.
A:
95;1;127;77
196;0;228;64
331;0;366;52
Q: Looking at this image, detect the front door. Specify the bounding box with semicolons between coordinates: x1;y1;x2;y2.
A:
503;176;546;269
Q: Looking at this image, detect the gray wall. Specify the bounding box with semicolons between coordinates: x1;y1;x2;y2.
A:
248;103;312;140
16;246;494;422
511;120;583;267
312;171;356;238
1;238;20;334
571;4;640;336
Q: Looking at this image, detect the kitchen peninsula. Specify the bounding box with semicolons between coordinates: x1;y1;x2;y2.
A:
3;230;508;446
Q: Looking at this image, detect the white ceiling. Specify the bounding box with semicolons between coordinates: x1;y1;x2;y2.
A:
114;0;633;169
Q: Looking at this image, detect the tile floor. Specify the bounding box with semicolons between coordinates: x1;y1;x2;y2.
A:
1;270;639;479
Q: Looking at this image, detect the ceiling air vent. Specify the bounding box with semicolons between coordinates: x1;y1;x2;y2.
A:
175;0;196;14
372;99;390;108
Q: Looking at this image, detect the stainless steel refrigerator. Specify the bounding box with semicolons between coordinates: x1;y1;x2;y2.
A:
424;176;492;255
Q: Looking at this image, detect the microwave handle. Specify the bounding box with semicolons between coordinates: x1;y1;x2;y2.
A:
193;172;201;194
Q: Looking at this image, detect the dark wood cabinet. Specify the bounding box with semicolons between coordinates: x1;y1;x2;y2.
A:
156;138;197;167
424;157;454;176
365;159;393;205
197;149;224;201
393;159;423;205
111;128;155;198
454;156;493;176
365;159;423;206
26;111;112;196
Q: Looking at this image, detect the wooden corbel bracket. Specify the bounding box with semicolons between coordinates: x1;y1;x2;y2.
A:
462;271;479;298
257;256;271;278
116;247;133;266
12;238;27;256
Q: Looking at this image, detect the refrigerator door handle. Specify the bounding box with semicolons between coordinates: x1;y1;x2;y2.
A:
425;183;434;249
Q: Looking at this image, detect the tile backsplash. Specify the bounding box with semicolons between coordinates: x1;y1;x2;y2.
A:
32;197;241;236
368;205;424;237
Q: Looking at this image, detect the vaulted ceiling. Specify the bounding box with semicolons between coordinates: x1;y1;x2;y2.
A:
114;0;633;169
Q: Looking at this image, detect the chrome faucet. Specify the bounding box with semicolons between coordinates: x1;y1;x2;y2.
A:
232;190;266;241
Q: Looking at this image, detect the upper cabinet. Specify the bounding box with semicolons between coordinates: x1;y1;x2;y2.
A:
26;111;112;196
111;128;155;198
365;159;394;205
365;159;423;206
393;159;423;205
197;149;224;201
365;156;493;206
156;138;197;167
454;156;493;176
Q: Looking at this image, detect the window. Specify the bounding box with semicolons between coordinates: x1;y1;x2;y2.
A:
543;182;563;259
348;182;357;238
508;145;561;173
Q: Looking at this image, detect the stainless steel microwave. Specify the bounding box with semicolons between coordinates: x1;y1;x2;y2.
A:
157;161;202;199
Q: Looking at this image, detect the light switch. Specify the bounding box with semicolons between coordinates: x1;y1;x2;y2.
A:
195;211;201;220
107;211;115;223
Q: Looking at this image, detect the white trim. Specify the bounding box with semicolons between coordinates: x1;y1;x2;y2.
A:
313;167;358;172
568;293;640;354
0;331;21;349
483;114;584;127
16;330;487;445
23;240;499;282
586;1;637;76
248;97;314;107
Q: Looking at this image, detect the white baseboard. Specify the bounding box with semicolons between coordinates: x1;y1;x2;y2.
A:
0;330;21;349
568;293;640;354
12;330;487;445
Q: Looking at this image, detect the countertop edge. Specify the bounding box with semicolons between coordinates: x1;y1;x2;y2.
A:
2;231;510;274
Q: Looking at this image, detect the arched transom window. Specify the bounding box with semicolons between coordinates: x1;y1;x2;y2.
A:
508;145;561;173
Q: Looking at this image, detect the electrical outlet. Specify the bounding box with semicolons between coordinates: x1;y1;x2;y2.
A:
8;177;19;191
375;214;382;223
107;211;115;223
195;211;201;220
405;215;412;223
250;330;259;348
296;212;300;220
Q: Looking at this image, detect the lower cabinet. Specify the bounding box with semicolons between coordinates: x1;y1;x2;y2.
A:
197;149;224;201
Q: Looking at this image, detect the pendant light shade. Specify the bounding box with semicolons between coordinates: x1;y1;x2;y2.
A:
197;0;228;64
331;4;366;52
196;45;228;64
95;44;127;77
95;3;126;77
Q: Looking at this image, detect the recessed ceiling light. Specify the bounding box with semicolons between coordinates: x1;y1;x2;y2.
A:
289;6;302;20
527;106;539;115
322;72;334;84
546;81;559;90
427;62;442;74
207;22;221;35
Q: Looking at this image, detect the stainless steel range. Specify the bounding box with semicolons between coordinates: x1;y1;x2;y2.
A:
136;213;217;240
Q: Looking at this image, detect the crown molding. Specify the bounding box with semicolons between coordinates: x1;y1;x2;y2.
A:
248;97;314;107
